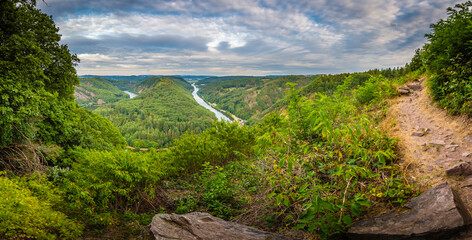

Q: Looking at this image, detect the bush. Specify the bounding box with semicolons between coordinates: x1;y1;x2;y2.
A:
174;160;261;220
167;121;255;174
0;173;82;239
256;84;413;238
354;75;396;105
60;149;169;226
198;162;238;218
421;2;472;116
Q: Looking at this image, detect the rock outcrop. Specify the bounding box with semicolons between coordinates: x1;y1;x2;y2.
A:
347;183;469;240
398;86;411;95
446;162;472;177
149;212;298;240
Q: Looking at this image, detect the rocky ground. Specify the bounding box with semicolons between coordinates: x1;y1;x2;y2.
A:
349;76;472;239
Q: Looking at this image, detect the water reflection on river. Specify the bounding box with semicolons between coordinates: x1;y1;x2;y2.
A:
123;91;137;99
192;83;231;122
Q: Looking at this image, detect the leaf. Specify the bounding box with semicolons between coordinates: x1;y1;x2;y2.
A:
298;184;309;193
351;202;361;217
278;158;285;168
341;215;352;225
283;197;290;207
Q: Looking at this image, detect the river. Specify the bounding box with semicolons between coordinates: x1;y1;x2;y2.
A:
191;83;231;122
123;91;137;99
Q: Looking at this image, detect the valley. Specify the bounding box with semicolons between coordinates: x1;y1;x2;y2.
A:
191;83;231;122
92;77;216;147
74;76;239;148
2;1;472;240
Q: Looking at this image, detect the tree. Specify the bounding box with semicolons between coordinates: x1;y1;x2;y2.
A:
421;1;472;115
0;0;126;150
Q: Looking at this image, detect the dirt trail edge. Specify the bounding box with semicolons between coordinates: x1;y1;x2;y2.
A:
386;76;472;234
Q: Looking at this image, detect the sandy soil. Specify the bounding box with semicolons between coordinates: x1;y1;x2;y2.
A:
385;76;472;232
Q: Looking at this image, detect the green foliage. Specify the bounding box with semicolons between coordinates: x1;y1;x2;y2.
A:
420;1;472;116
353;75;397;105
167;121;255;174
198;76;263;85
250;72;377;123
107;78;140;91
0;0;124;153
0;172;82;239
133;76;192;93
71;107;127;151
32;100;126;153
406;48;425;72
0;0;79;148
198;163;238;218
198;76;314;120
255;80;413;238
59;149;169;226
75;77;130;109
174;160;262;220
94;77;215;148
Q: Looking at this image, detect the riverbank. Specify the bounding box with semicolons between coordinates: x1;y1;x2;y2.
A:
191;83;231;122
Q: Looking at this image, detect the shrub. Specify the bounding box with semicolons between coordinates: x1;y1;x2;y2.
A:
167;121;255;174
0;173;82;239
198;162;238;218
354;75;396;105
257;84;413;238
421;2;472;116
60;149;169;226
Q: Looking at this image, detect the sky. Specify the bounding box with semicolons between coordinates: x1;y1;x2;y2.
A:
37;0;464;76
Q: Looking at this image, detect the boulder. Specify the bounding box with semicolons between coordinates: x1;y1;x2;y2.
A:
445;145;459;152
398;86;411;95
348;183;468;240
462;152;472;158
411;131;424;137
149;212;298;240
407;82;422;91
446;162;472;177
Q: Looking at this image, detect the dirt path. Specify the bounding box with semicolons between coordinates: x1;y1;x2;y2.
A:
386;77;472;221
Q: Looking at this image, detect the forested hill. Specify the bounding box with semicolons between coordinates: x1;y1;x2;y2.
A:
198;76;262;85
133;76;192;93
197;75;315;120
2;1;471;239
248;72;371;123
75;77;132;109
94;77;215;147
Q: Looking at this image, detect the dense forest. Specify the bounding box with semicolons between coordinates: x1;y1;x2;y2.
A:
1;0;471;239
198;75;315;120
94;77;215;147
198;76;263;85
74;77;131;109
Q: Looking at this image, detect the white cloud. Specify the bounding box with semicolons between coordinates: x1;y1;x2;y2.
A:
41;0;465;75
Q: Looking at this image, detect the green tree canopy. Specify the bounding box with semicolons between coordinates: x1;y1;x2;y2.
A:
420;1;472;115
0;0;125;150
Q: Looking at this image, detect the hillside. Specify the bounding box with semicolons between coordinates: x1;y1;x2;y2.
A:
94;77;216;147
80;75;157;82
3;1;472;240
248;72;372;123
74;77;132;108
132;76;192;93
198;76;262;85
198;75;315;120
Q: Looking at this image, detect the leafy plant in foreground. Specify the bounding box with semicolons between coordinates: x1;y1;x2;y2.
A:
0;172;82;239
60;149;169;226
257;81;414;238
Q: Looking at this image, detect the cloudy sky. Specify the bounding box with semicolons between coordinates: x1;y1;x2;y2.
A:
37;0;463;76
